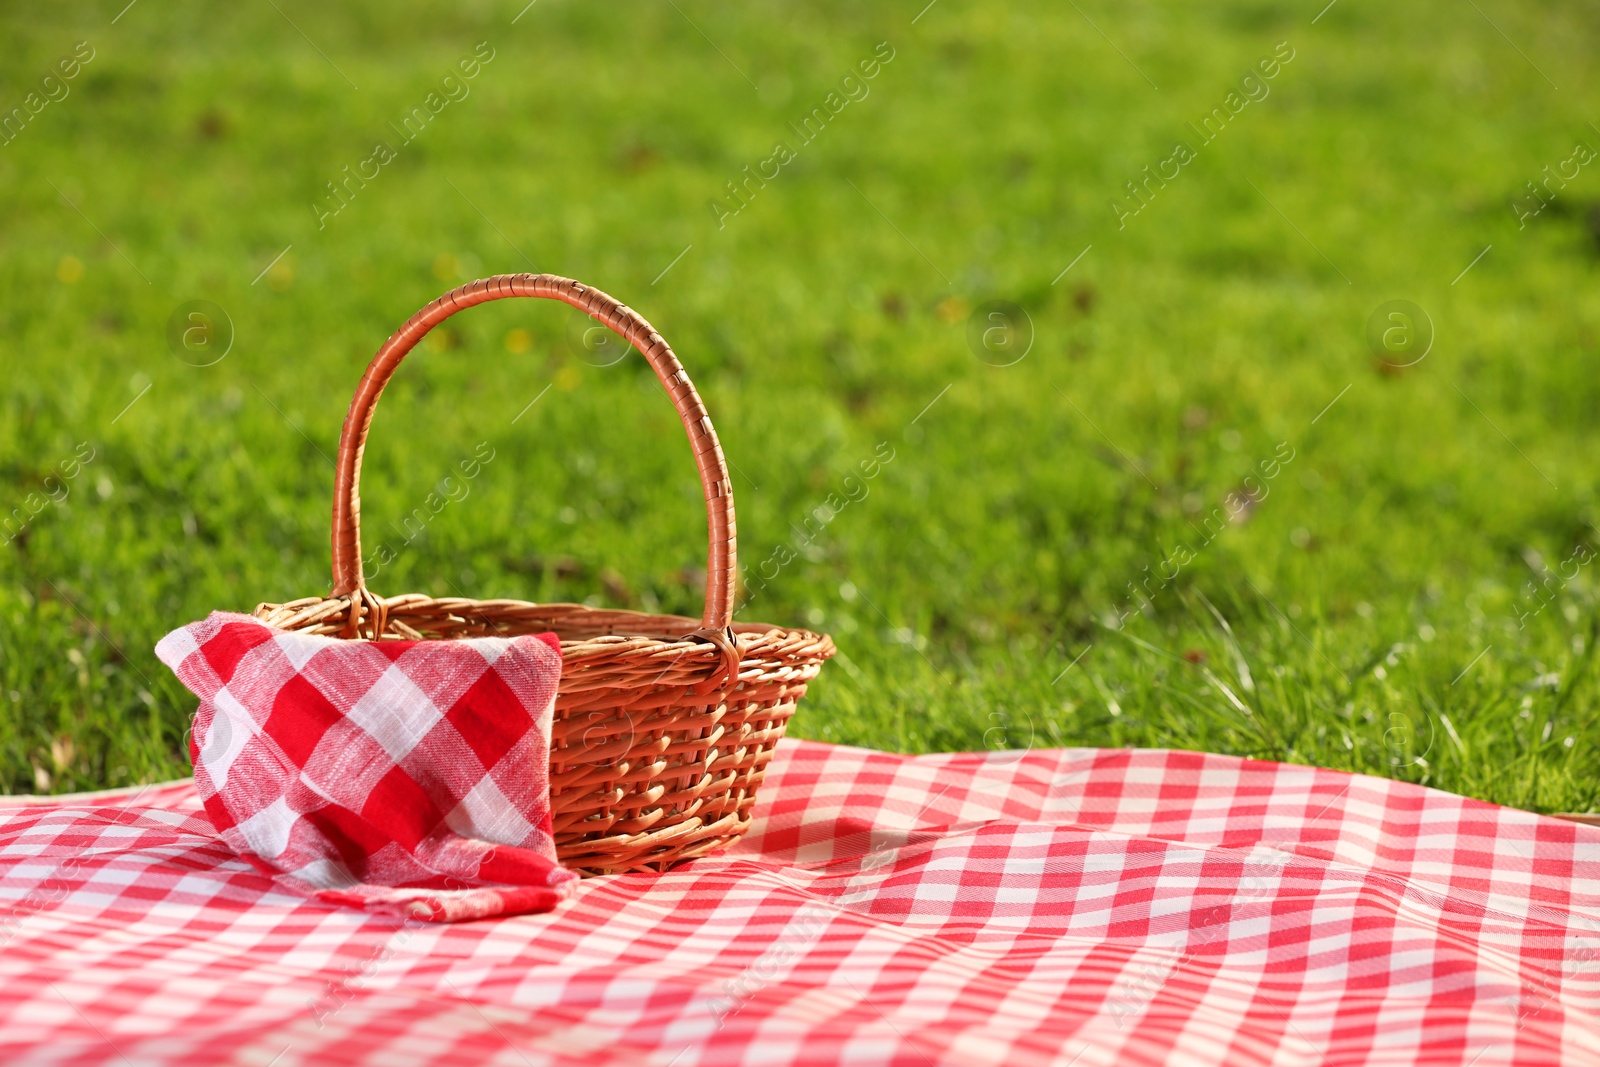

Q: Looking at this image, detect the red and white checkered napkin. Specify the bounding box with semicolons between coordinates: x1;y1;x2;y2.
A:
154;611;577;922
3;740;1600;1066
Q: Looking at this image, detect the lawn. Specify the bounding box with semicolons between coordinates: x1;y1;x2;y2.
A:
2;0;1598;813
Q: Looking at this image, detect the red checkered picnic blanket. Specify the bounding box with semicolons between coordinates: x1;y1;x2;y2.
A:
154;612;576;922
2;739;1598;1066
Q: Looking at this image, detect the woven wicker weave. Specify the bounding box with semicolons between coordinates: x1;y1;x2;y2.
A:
254;274;834;875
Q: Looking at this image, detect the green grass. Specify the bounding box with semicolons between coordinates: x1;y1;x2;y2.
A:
2;0;1599;812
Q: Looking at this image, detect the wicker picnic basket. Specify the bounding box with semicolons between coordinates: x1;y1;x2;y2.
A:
253;273;834;875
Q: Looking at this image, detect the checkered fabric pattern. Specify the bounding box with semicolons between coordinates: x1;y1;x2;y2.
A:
154;612;575;922
2;739;1598;1066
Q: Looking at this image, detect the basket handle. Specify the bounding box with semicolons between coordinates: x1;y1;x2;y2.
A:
330;273;738;632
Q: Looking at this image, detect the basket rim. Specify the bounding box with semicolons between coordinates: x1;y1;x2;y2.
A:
251;592;834;654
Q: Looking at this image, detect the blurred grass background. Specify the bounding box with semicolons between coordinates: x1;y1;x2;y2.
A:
2;0;1599;811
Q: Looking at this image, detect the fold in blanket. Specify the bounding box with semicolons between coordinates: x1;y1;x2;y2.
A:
155;611;576;921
